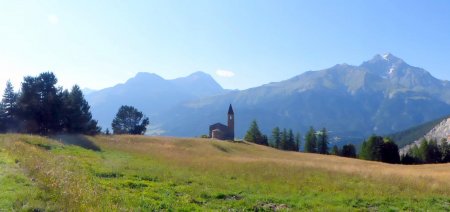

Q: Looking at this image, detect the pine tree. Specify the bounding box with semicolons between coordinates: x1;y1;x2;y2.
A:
1;81;18;132
380;138;400;163
341;144;357;158
271;127;281;148
0;103;6;132
244;120;262;143
18;72;63;134
360;135;384;161
280;128;288;150
425;139;441;163
287;129;295;151
439;139;450;163
331;145;340;155
243;120;269;146
62;85;100;134
261;135;269;146
304;127;317;153
317;128;329;154
418;138;429;163
295;132;301;152
409;144;422;163
360;135;400;163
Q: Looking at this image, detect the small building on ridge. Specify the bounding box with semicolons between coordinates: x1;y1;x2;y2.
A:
209;104;235;140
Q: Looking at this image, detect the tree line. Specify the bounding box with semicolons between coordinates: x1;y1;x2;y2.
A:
0;72;100;135
244;120;357;158
245;120;450;165
0;72;150;136
359;136;400;163
401;138;450;164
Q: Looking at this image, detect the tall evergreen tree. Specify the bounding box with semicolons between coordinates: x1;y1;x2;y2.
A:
425;139;441;163
288;129;295;151
243;120;269;146
380;138;400;163
418;138;429;163
360;135;400;164
331;145;340;155
360;135;384;161
1;81;18;132
271;127;281;148
261;134;269;146
304;127;317;153
280;128;288;150
244;120;264;145
62;85;100;134
295;132;301;152
0;103;6;132
439;139;450;163
409;144;422;163
341;144;357;158
18;72;64;134
317;128;329;154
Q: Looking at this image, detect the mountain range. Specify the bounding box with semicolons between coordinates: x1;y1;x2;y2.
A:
85;71;227;132
86;53;450;143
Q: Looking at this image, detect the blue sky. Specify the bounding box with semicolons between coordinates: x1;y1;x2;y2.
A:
1;0;450;92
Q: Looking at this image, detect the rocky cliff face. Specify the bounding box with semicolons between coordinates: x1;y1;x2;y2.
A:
400;118;450;155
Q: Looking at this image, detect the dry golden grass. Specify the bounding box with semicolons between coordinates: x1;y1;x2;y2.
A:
2;134;450;210
95;135;450;195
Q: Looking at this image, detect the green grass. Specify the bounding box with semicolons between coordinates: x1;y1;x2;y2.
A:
1;134;450;211
0;141;51;211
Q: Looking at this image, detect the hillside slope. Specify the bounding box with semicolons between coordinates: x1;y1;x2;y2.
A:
156;54;450;141
388;115;450;148
1;134;450;210
399;117;450;155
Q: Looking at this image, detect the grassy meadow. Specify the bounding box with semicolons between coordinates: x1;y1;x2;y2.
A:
1;134;450;211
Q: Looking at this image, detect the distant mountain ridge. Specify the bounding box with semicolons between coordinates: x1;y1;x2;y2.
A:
154;53;450;142
86;71;227;130
86;53;450;143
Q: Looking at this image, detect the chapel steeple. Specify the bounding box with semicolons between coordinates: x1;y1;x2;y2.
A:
227;104;234;139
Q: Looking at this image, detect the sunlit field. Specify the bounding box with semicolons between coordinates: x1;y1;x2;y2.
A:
1;134;450;211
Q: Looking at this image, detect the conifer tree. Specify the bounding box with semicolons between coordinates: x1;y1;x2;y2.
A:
331;145;340;155
380;138;400;163
271;127;281;148
360;135;384;161
439;139;450;162
295;132;301;152
1;81;18;132
288;129;295;151
317;128;329;154
280;128;288;150
418;138;429;163
18;72;63;134
341;144;357;158
0;103;6;132
244;120;268;146
62;85;100;134
261;134;269;146
304;127;317;153
425;139;441;163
